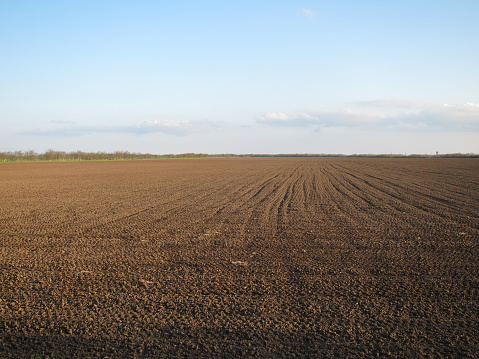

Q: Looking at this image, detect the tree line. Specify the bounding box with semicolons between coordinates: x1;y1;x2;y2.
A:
1;150;477;162
0;150;214;162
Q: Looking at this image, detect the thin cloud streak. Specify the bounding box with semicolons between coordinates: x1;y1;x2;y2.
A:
23;120;219;137
51;119;76;125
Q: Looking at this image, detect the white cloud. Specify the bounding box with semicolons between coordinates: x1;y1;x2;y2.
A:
257;101;479;131
301;8;315;17
257;112;317;126
257;109;386;129
360;101;479;130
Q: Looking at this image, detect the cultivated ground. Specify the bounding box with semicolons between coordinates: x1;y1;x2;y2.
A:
0;158;478;358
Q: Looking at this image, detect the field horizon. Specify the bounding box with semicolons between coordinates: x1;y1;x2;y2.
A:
1;149;478;163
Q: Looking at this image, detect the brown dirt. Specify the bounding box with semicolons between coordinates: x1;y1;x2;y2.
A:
1;158;478;358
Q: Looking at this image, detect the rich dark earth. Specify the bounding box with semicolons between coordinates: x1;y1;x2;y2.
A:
1;158;478;358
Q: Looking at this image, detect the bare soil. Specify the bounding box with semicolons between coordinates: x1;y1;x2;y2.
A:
1;158;478;358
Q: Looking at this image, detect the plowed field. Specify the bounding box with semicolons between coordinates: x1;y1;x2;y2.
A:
1;158;478;358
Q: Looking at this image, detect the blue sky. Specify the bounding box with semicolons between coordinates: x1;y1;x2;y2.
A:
1;0;478;154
